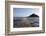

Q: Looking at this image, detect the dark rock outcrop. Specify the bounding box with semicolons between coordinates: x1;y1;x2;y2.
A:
28;14;39;17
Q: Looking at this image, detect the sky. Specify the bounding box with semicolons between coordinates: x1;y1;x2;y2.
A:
13;8;40;17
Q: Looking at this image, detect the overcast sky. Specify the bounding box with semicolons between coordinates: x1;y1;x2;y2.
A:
13;8;40;17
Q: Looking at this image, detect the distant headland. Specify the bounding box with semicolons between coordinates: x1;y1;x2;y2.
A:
28;14;39;17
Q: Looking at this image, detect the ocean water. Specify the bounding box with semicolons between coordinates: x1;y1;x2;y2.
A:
13;17;39;28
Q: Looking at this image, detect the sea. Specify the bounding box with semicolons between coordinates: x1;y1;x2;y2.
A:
13;17;39;28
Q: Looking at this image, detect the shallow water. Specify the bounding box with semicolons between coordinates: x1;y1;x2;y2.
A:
13;17;39;28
